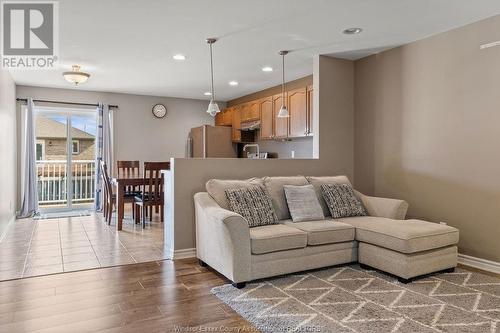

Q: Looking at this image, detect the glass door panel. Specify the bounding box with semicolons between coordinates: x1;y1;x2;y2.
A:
70;112;97;209
35;107;97;211
35;111;69;209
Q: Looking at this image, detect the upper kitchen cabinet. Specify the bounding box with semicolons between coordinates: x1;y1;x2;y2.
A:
307;85;313;135
241;100;260;122
216;107;233;126
272;93;288;138
248;100;260;121
288;87;308;137
259;97;273;140
215;109;224;126
232;106;241;142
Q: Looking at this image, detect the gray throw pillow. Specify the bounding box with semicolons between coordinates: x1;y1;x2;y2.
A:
321;183;367;218
225;186;278;228
284;185;325;222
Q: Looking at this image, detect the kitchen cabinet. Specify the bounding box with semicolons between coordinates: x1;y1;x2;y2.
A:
223;107;233;125
307;85;313;135
247;100;260;121
240;101;259;122
232;106;241;142
215;108;233;126
288;87;308;137
227;83;312;142
259;97;273;140
272;93;288;138
215;110;223;126
240;103;250;122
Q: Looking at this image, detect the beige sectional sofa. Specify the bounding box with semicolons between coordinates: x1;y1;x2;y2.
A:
194;176;459;288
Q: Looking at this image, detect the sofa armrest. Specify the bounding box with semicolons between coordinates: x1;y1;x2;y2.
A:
355;190;409;220
194;192;251;283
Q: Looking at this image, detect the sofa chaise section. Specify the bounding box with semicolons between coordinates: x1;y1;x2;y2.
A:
195;175;459;287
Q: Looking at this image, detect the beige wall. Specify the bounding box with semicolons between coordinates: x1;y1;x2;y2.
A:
16;85;216;171
167;56;355;251
0;69;17;237
354;15;500;262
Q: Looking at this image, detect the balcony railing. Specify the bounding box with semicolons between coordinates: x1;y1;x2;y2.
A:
36;160;95;206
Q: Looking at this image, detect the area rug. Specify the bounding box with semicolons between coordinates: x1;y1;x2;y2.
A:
212;265;500;333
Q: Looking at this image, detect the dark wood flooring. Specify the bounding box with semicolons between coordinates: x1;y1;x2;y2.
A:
0;258;256;333
1;257;496;333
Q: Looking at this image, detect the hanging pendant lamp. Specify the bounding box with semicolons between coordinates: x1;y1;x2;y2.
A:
277;50;289;118
206;38;220;117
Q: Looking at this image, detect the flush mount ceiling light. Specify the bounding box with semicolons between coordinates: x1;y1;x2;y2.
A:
262;66;273;72
206;38;220;117
229;80;239;86
63;65;90;85
277;50;289;118
203;92;212;96
342;27;363;35
172;54;186;60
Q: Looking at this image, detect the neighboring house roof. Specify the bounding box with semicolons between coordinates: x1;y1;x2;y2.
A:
36;117;95;140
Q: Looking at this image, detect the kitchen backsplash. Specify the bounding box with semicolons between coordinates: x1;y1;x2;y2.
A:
257;136;313;159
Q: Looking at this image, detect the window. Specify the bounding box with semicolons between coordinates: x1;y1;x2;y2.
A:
72;140;80;155
35;140;45;161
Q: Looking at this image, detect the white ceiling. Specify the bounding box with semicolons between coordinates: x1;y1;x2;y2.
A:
9;0;500;101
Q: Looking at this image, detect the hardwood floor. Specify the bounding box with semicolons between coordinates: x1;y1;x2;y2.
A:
0;258;256;333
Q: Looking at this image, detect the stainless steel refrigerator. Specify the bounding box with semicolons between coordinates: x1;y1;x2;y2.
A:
188;125;236;158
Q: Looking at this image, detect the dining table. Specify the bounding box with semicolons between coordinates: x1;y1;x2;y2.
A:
110;172;164;230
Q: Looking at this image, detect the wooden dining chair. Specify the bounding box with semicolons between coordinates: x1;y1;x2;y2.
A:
117;160;141;219
100;161;136;225
134;161;169;228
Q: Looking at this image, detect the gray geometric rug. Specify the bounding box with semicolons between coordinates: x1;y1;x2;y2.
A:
212;265;500;333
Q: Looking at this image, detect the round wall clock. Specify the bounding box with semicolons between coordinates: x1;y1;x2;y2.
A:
152;103;167;118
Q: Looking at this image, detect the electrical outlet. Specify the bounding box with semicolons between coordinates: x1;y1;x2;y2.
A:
291;150;295;158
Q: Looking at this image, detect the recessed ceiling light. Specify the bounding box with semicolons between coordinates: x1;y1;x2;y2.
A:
262;66;273;72
204;92;212;96
342;27;363;35
229;81;239;86
172;54;186;60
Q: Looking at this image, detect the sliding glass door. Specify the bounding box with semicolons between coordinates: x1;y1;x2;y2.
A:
35;107;97;211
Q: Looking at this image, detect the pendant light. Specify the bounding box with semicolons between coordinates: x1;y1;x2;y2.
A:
206;38;220;117
277;50;289;118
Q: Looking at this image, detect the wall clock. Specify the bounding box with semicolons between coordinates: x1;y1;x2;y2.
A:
152;103;167;118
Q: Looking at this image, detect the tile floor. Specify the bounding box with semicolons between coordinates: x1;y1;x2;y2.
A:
0;209;166;281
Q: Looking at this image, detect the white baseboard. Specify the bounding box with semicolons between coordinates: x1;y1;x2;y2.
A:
169;248;196;260
458;253;500;274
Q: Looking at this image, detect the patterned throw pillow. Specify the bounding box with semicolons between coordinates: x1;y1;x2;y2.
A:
225;186;278;228
321;184;367;218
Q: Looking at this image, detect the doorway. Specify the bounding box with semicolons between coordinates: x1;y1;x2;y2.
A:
34;106;97;212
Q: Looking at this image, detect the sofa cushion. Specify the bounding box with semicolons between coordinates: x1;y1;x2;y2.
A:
250;224;307;254
306;176;351;217
283;220;354;245
321;183;367;218
206;178;263;210
339;216;459;254
284;184;324;222
226;186;278;228
263;176;309;220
